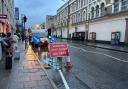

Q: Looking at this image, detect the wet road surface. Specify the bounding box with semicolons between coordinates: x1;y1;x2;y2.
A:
37;40;128;89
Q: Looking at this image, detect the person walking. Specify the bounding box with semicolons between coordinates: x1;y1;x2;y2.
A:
5;32;15;69
0;33;7;60
13;33;19;50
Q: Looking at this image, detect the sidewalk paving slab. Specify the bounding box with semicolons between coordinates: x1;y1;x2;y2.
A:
0;43;55;89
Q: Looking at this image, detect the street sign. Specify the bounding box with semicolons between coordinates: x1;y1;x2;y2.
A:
49;43;70;58
0;14;7;19
49;36;56;43
33;36;40;44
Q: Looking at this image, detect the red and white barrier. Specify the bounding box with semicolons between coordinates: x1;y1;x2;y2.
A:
65;56;72;68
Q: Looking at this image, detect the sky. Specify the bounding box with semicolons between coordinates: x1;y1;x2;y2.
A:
15;0;68;28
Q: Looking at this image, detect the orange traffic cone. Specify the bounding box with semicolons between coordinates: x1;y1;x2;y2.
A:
65;57;72;68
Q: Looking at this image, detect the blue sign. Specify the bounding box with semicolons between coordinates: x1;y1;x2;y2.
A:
49;36;56;43
18;23;23;31
33;36;40;44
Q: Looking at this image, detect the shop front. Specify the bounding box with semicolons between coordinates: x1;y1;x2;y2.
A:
72;32;85;41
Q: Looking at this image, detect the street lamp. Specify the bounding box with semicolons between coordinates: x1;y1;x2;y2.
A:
21;14;27;41
85;13;90;42
67;0;70;40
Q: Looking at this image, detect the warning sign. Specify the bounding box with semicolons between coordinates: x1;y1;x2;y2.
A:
48;43;70;58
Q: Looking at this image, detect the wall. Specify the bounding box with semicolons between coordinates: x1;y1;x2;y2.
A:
77;25;85;32
69;27;75;38
62;27;67;38
89;16;128;42
57;29;61;37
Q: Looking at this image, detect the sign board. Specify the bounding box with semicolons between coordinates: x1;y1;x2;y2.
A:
49;43;70;58
49;36;56;43
0;14;7;19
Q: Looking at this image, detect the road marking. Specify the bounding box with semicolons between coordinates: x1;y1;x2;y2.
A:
59;70;70;89
70;46;128;63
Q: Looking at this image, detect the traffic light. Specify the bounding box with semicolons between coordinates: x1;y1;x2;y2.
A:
23;16;27;23
48;29;51;36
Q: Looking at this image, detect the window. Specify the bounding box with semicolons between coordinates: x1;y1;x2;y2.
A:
78;13;81;22
70;5;72;13
2;0;4;13
76;1;78;10
83;11;86;21
81;0;83;7
71;16;73;24
121;0;128;11
78;0;80;9
83;0;86;6
96;5;99;17
72;3;74;12
101;3;105;16
75;15;77;23
114;0;119;13
75;2;77;11
91;7;94;18
72;15;75;23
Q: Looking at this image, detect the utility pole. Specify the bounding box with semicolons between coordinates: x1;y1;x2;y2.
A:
61;0;70;39
21;14;27;42
23;15;27;48
67;0;70;40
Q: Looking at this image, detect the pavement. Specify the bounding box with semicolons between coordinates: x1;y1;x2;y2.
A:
59;39;128;53
0;42;57;89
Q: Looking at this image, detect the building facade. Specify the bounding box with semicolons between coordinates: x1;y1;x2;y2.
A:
46;15;57;35
15;7;19;21
56;0;128;44
0;0;15;33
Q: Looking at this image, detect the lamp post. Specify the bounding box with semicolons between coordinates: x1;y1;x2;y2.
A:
85;13;90;42
21;14;27;42
61;22;63;38
67;0;70;40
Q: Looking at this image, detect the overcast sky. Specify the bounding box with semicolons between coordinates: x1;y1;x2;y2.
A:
15;0;68;28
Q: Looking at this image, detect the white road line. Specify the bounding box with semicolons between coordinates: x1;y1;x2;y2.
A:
59;70;70;89
70;46;128;63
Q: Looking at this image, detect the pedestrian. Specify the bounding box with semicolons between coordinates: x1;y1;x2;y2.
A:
0;33;7;60
22;34;24;42
13;33;19;50
4;32;15;69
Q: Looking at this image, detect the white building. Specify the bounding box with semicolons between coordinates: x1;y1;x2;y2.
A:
0;0;15;33
56;0;128;44
46;15;57;35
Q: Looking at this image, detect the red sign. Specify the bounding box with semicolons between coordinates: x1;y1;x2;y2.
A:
49;43;70;58
6;21;10;32
0;14;7;19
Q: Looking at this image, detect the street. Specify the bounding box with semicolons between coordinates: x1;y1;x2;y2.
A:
39;40;128;89
1;0;128;89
